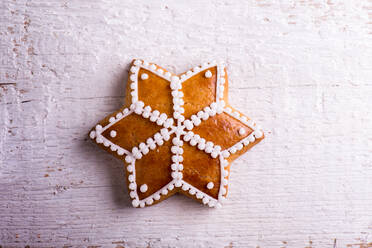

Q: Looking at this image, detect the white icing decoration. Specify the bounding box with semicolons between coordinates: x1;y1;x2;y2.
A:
132;199;139;207
193;66;201;72
196;192;203;199
154;194;161;200
89;131;96;139
175;180;182;187
129;182;136;190
141;73;149;80
254;130;263;138
182;184;189;191
205;70;212;78
165;72;171;78
110;130;117;138
207;182;214;189
239;127;246;136
189;188;196;195
140;184;148;193
90;60;263;208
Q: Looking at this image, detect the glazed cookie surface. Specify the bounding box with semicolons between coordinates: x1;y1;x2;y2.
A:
90;59;264;208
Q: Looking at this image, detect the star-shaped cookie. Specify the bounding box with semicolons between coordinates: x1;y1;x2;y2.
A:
90;59;264;208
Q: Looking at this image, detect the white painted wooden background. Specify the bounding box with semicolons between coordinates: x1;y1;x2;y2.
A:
1;0;371;247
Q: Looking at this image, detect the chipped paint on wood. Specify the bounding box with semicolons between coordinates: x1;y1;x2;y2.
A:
0;0;371;247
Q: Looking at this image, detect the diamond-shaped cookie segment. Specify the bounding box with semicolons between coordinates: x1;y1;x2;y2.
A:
101;112;162;151
135;138;174;200
191;112;253;150
182;66;217;119
137;68;174;117
182;142;221;199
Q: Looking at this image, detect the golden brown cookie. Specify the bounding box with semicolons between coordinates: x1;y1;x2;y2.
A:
90;59;264;208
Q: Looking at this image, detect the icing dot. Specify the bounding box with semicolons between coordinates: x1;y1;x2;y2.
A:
140;184;148;193
171;171;178;179
95;125;102;131
165;72;172;78
196;192;203;199
96;137;103;143
175;180;182;187
236;143;243;150
193;66;201;72
230;147;237;154
129;191;136;198
89;131;96;139
222;150;230;158
182;184;189;191
129;182;136;190
206;182;214;190
110;130;117;138
130;66;138;73
132;199;139;207
254;130;263;138
239;128;246;136
184;120;193;130
117;148;125;156
130;74;136;81
171;75;179;82
125;154;133;163
205;70;212;78
127;165;134;172
168;184;175;190
141;73;149;80
154;194;161;200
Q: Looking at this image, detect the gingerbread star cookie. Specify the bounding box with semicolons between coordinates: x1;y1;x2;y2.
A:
90;59;264;208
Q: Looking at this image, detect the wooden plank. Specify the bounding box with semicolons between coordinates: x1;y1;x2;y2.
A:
0;0;371;247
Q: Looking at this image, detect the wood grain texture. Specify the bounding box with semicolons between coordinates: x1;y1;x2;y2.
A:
0;0;371;247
